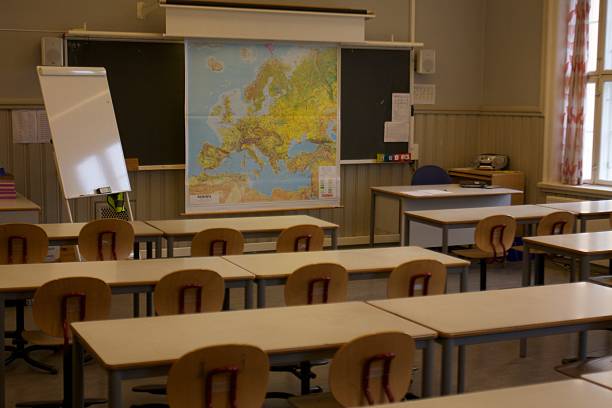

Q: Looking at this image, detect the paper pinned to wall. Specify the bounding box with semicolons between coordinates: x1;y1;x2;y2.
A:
318;166;339;200
384;121;410;143
11;110;51;144
392;93;412;122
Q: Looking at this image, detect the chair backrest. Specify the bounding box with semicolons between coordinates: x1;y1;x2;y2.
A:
0;223;48;264
276;225;324;253
191;228;245;257
537;211;575;236
154;269;225;316
474;215;517;260
31;277;111;345
284;263;348;306
387;260;447;299
411;165;452;186
167;344;269;408
78;219;135;261
329;332;415;407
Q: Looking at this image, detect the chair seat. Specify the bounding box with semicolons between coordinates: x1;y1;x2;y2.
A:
512;245;546;255
22;331;64;347
289;392;340;408
555;355;612;378
452;248;494;260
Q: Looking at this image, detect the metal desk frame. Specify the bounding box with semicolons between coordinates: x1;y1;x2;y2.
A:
71;337;435;407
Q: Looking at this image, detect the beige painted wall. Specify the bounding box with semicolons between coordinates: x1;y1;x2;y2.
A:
482;0;544;108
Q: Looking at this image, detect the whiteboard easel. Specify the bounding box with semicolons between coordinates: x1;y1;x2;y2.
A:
37;66;134;223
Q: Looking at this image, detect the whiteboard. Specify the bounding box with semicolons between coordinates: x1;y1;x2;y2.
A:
37;66;131;199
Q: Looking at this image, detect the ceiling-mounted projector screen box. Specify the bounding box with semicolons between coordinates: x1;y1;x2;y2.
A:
162;1;374;42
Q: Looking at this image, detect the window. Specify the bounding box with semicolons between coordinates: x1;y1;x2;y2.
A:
583;0;612;183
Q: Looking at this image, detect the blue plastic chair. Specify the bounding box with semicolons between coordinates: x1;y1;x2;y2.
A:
411;165;452;185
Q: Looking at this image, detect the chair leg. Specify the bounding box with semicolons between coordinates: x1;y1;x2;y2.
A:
479;260;487;291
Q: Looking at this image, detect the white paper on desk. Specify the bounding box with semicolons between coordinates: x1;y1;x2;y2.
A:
408;189;453;197
392;93;412;122
384;121;410;143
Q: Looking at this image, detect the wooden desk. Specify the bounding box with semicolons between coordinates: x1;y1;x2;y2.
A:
0;256;254;408
583;370;612;391
0;193;41;223
404;205;559;253
448;168;525;205
366;380;612;407
225;247;471;307
369;283;612;395
147;215;340;257
38;221;164;259
541;200;612;232
70;302;437;407
522;231;612;284
370;184;520;248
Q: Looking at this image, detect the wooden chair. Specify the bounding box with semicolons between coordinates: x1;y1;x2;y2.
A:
452;215;517;291
191;228;245;257
387;260;447;299
515;211;576;284
289;332;416;407
78;218;134;261
277;225;325;253
270;264;348;400
0;223;57;374
16;277;111;408
132;269;226;405
167;344;269;408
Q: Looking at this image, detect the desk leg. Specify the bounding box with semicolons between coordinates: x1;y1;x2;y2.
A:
580;218;587;233
522;244;531;287
441;338;455;396
458;345;466;393
403;216;410;246
223;288;231;311
133;242;140;260
146;241;153;259
421;340;435;398
579;256;591;281
257;281;267;308
167;237;174;258
0;296;5;408
244;281;254;310
331;229;338;250
108;371;122;408
155;237;162;259
460;266;469;293
132;294;140;318
369;191;376;247
146;292;153;316
578;331;588;360
72;340;85;408
442;226;449;254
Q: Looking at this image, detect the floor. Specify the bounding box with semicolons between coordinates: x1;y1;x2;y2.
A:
3;258;612;407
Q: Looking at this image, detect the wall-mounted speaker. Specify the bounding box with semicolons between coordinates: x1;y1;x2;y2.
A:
41;37;64;66
416;49;436;75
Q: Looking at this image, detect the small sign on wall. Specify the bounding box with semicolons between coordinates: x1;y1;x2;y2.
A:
11;110;51;144
413;84;436;105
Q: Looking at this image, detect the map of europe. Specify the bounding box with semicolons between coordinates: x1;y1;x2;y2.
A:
186;41;339;211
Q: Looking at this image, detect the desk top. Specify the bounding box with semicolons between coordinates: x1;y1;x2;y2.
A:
224;247;469;279
0;193;41;212
541;200;612;216
72;302;436;370
583;370;612;391
146;215;338;237
37;221;163;240
371;184;520;199
405;205;559;225
369;380;612;408
0;257;253;293
524;231;612;255
369;283;612;338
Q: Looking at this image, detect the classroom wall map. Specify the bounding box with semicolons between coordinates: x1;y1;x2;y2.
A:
185;40;340;213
